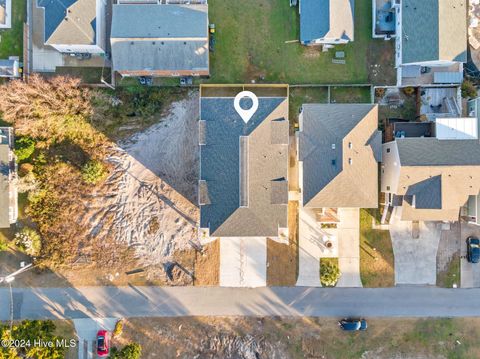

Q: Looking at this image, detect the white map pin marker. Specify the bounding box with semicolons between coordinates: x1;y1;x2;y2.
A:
234;91;259;123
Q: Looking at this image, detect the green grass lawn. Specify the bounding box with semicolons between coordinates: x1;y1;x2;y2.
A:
331;86;372;103
289;87;328;127
207;0;393;84
437;253;461;288
0;0;25;59
360;209;395;287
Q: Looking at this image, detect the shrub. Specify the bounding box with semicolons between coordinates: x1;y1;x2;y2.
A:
14;227;41;256
0;238;8;251
120;343;142;359
320;260;341;287
461;80;477;99
110;343;142;359
14;137;35;162
19;163;34;176
113;319;124;338
375;87;386;98
402;87;415;96
81;160;107;184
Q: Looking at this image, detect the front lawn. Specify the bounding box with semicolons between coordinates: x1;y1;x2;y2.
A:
0;0;25;59
207;0;393;84
360;209;395;287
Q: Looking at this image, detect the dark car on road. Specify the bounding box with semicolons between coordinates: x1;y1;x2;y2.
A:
467;237;480;263
338;318;367;331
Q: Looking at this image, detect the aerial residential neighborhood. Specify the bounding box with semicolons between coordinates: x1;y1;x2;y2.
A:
1;0;480;358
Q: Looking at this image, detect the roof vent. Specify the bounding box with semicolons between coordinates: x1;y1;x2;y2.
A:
332;159;336;166
331;144;336;150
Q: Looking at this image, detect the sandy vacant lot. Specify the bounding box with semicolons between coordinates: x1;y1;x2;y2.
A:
85;91;200;268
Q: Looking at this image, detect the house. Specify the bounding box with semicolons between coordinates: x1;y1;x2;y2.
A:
199;85;289;287
299;0;354;46
0;0;11;29
295;104;381;287
110;3;209;78
0;127;17;228
36;0;107;54
381;117;480;222
199;87;289;240
395;0;467;86
298;104;381;210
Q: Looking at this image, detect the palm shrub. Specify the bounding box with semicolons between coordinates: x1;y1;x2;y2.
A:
320;260;341;287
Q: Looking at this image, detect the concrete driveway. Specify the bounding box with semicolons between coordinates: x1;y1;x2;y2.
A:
73;317;117;359
461;223;480;288
219;237;267;287
336;208;362;287
390;208;441;285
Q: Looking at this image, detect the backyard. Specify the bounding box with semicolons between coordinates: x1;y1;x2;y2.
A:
0;0;25;59
207;0;395;84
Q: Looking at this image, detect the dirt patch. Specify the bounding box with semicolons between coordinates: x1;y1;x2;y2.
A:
267;201;298;286
194;240;220;286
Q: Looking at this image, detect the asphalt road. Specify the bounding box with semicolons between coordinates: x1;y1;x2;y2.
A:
1;286;480;320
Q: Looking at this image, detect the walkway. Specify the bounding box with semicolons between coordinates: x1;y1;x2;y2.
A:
3;286;480;320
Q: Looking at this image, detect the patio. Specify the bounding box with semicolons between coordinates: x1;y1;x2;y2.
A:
400;63;463;86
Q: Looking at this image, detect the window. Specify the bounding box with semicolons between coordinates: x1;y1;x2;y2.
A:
331;144;336;150
348;142;352;149
386;186;390;191
386;148;391;153
348;158;353;165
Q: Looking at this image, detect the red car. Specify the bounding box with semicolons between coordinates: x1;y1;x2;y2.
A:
96;330;109;357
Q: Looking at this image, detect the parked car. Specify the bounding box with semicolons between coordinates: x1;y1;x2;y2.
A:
467;236;480;263
338;318;367;331
209;23;216;52
96;330;109;357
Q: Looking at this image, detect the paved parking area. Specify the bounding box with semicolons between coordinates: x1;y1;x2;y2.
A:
73;317;117;359
461;224;480;288
219;237;267;287
390;208;441;285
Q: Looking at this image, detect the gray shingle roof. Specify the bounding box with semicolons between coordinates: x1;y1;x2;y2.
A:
111;40;209;73
111;4;208;73
405;175;442;209
401;0;467;64
397;138;480;166
200;97;288;237
111;4;208;39
299;104;376;206
37;0;97;45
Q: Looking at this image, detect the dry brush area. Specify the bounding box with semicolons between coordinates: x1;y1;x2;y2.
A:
0;75;206;286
